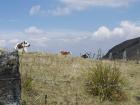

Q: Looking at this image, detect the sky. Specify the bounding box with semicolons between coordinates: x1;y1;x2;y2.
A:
0;0;140;55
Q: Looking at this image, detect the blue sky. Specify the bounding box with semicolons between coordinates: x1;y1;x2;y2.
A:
0;0;140;55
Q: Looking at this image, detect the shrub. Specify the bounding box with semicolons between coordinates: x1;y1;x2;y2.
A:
22;100;27;105
86;62;126;101
23;77;33;91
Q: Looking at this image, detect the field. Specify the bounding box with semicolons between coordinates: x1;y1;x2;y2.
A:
20;52;140;105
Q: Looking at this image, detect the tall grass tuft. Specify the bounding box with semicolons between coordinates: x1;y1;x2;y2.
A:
23;77;33;91
86;62;127;101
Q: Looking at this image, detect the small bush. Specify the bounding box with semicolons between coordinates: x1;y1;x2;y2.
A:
86;62;126;101
23;77;33;91
22;100;27;105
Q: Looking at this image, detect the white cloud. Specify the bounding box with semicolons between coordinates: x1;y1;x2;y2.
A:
9;39;19;44
60;0;135;8
48;7;71;16
55;0;136;15
92;20;140;40
0;40;6;47
25;26;45;35
31;0;137;16
1;20;140;54
30;37;50;47
24;21;140;44
29;5;41;15
93;26;111;39
57;35;88;42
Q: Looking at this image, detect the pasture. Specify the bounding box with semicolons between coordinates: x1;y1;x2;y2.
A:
20;52;140;105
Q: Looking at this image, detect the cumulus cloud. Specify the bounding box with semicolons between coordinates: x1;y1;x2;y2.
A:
93;26;111;39
92;20;140;40
23;21;140;48
25;26;45;35
28;30;89;47
24;20;140;45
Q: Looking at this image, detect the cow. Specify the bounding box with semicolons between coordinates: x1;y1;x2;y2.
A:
81;53;90;59
81;52;95;59
60;51;71;56
15;41;30;53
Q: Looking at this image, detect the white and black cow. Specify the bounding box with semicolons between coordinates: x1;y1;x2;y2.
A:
15;41;30;53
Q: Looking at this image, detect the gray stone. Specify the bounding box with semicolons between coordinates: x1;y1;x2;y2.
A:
0;50;21;105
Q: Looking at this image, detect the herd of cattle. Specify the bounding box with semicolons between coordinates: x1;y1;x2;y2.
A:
15;41;102;59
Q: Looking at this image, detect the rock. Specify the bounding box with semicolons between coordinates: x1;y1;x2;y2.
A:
0;50;21;105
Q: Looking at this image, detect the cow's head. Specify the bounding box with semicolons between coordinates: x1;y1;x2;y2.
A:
22;41;30;47
81;52;90;58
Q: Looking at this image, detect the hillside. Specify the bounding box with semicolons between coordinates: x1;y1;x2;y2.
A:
20;52;140;105
104;37;140;60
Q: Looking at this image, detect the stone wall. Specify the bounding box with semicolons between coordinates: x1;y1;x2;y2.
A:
0;50;21;105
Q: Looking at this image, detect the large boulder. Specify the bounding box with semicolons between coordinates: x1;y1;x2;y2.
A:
104;37;140;60
0;50;21;105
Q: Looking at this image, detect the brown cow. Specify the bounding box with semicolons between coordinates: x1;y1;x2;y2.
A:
60;51;71;56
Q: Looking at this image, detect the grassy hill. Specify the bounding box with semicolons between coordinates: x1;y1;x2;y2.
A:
19;52;140;105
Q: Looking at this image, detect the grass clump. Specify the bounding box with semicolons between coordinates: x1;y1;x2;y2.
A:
22;100;27;105
86;62;127;101
23;77;33;91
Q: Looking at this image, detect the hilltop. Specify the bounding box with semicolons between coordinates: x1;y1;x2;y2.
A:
104;37;140;60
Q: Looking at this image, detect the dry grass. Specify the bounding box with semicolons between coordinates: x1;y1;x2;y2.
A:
19;52;140;105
